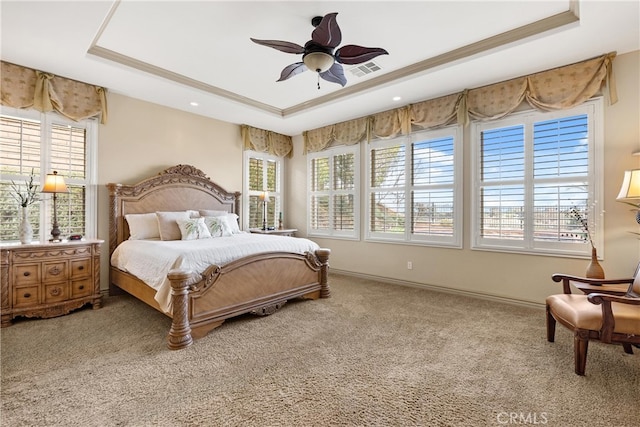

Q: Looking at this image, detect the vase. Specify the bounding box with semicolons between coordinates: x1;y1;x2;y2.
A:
585;247;605;279
18;206;33;244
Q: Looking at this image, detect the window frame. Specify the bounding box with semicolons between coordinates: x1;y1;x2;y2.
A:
0;105;98;242
470;99;604;257
307;144;360;240
365;125;463;248
242;150;283;230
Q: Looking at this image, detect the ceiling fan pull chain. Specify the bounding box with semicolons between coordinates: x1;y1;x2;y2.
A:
317;74;321;90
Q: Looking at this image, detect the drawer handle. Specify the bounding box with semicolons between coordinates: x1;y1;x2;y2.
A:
78;266;84;271
50;287;62;296
78;285;85;290
23;292;31;298
23;271;30;277
49;266;61;276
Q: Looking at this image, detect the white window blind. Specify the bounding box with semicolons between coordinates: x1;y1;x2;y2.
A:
472;100;602;256
0;107;97;242
244;151;282;230
308;146;359;239
366;126;462;247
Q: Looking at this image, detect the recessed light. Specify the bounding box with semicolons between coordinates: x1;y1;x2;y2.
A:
392;96;402;102
190;101;199;107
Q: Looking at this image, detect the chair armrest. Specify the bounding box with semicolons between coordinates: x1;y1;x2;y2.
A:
588;293;640;306
587;293;640;343
551;274;634;295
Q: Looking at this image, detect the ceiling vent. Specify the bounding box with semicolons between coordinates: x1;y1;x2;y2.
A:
348;61;382;78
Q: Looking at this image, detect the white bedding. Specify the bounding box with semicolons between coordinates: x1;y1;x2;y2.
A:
111;233;320;313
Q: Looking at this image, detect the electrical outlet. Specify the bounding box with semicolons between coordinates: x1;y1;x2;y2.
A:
407;261;413;270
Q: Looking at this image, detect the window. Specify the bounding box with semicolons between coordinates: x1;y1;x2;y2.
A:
366;126;462;247
243;151;283;230
0;107;98;242
308;145;360;239
471;99;603;256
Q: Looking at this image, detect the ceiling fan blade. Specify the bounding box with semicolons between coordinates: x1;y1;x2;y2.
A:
277;62;308;82
320;63;346;87
250;38;305;54
311;12;341;48
335;45;389;65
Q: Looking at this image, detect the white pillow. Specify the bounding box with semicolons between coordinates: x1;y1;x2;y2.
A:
156;211;191;241
186;210;201;218
176;217;212;240
125;213;160;240
203;216;233;237
222;213;242;234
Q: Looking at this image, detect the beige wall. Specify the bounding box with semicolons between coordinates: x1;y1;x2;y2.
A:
96;51;639;305
97;94;244;288
286;50;640;306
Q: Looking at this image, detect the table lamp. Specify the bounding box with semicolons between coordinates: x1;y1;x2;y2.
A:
41;171;69;241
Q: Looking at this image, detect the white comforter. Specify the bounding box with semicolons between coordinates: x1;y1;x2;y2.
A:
111;233;320;313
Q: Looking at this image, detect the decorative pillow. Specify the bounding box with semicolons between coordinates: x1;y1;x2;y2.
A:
186;210;201;218
199;209;229;217
221;213;242;234
176;217;212;240
156;211;191;241
125;213;160;240
203;216;233;237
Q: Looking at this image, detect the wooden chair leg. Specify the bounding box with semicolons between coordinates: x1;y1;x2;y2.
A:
546;305;556;342
622;343;634;354
574;333;589;376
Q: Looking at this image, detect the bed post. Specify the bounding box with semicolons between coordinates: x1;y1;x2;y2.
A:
316;248;331;298
167;269;194;350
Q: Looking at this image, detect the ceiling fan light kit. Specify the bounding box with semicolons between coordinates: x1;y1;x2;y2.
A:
251;12;388;89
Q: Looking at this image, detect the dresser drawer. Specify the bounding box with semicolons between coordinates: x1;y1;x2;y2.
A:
70;258;91;279
43;261;68;283
44;283;69;303
14;285;40;307
13;264;41;286
71;278;93;298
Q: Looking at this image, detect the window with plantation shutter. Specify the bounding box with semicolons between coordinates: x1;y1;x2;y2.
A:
308;145;359;239
0;107;97;242
243;151;282;230
472;99;603;256
366;126;462;247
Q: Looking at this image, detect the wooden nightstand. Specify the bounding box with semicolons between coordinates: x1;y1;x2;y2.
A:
0;239;103;327
249;228;298;237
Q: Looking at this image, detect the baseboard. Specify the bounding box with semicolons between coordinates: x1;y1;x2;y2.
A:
330;269;546;310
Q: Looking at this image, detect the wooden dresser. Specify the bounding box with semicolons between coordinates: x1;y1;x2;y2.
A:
0;239;103;327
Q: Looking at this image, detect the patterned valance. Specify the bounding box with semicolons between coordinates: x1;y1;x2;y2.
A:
303;117;370;153
304;52;617;153
241;125;293;158
1;61;108;124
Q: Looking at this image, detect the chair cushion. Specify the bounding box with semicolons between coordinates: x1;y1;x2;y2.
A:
546;294;640;335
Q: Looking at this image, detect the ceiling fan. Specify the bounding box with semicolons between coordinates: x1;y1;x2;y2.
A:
250;12;389;89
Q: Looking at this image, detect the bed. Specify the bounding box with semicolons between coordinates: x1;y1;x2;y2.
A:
107;164;330;350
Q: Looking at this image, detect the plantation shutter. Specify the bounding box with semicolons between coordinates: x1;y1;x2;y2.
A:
411;136;455;237
370;144;405;234
532;114;589;243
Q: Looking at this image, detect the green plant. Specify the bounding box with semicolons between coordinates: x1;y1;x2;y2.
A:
10;169;39;208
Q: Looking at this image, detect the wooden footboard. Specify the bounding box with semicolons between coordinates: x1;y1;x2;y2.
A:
167;248;330;350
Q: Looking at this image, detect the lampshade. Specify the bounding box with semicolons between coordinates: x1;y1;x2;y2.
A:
41;171;69;194
616;169;640;200
260;191;269;201
303;52;334;73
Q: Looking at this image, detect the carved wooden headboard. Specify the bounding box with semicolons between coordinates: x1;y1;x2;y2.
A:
107;164;241;255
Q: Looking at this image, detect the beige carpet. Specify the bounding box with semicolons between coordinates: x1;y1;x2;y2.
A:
1;273;638;426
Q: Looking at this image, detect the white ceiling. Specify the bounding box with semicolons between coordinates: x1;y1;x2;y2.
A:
1;1;638;136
